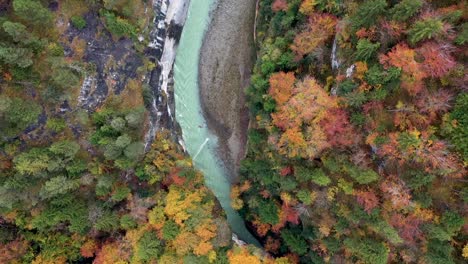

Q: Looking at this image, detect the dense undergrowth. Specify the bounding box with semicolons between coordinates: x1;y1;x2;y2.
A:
232;0;467;263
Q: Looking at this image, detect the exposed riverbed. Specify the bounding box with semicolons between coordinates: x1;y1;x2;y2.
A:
174;0;259;245
199;0;257;182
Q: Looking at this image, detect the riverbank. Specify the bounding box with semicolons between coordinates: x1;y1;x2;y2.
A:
174;0;260;245
199;0;257;182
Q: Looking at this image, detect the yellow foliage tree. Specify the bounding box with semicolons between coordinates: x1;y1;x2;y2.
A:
173;232;200;256
227;247;262;264
164;186;204;225
299;0;317;16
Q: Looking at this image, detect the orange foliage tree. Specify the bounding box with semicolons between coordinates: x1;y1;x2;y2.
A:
0;239;29;263
80;239;98;258
379;43;426;95
268;72;295;106
291;13;337;57
93;241;130;264
227;246;262;264
271;77;356;159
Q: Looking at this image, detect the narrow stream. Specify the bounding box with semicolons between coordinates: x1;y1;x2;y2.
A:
174;0;259;245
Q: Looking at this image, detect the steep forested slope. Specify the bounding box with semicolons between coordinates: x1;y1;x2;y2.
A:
0;1;261;262
1;0;467;263
233;0;467;263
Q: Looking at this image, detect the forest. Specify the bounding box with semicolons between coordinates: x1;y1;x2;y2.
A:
0;0;257;263
0;0;467;263
231;0;467;263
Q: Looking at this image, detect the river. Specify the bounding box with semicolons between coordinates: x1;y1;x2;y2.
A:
174;0;259;246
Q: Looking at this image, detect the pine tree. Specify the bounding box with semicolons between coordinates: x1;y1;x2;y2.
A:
350;0;387;31
344;238;389;264
408;18;444;45
355;39;380;61
12;0;52;26
390;0;423;22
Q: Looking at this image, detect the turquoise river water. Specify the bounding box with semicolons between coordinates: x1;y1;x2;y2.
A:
174;0;259;245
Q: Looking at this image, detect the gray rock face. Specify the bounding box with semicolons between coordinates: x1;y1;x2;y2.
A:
144;0;190;149
73;12;142;111
72;1;189;148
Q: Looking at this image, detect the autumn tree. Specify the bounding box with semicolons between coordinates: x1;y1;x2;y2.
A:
272;0;288;12
291;13;337;57
94;241;130;264
0;239;29;263
379;43;426;95
299;0;316;16
271;77;341;159
379;131;464;177
415;89;453;123
268;72;295;106
227;246;262;264
354;189;379;213
319;108;355;147
417;42;456;78
390;214;423;245
380;176;411;210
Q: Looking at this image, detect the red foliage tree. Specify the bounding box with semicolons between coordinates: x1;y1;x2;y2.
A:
169;167;186;186
362;101;384;114
354;189;379;213
356;27;378;40
264;236;281;254
272;203;300;232
390;214;423;245
379;20;405;42
379;131;464;177
272;0;288;12
280;166;293;176
319;108;356;147
0;154;12;170
415;89;453;122
417;42;456;78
